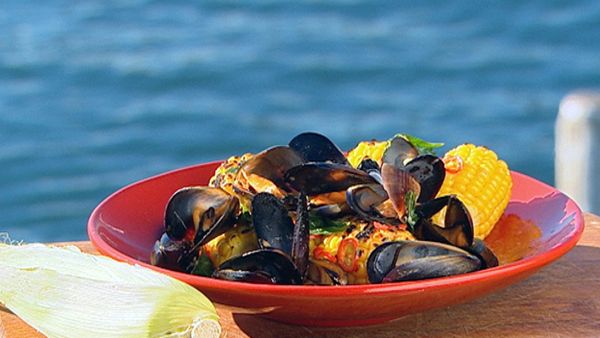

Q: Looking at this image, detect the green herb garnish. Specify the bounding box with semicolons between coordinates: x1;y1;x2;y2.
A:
405;190;418;232
399;134;444;156
190;251;215;277
309;213;349;235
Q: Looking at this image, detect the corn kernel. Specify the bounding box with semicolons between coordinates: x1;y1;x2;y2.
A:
435;144;512;239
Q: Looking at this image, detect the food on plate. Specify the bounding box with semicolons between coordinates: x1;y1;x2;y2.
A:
485;213;542;265
436;144;512;239
151;132;512;285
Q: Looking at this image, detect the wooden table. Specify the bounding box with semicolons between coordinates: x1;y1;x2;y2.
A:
2;213;599;338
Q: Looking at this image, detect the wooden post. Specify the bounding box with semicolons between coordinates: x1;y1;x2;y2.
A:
556;91;600;214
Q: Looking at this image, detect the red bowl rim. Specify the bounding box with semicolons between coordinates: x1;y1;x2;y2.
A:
88;162;585;298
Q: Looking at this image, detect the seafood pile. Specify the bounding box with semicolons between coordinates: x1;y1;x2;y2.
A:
150;132;511;285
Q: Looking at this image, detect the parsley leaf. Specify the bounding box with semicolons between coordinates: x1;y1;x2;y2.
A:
405;190;419;232
190;251;215;277
308;213;349;235
399;134;444;156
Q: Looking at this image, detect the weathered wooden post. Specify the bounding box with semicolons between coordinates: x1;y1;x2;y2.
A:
556;91;600;214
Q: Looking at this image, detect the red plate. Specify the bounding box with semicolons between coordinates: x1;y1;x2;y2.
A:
88;162;583;327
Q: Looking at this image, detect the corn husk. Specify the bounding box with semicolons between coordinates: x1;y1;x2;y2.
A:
0;243;220;338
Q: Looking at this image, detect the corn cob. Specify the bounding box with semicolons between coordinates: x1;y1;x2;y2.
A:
309;222;414;284
346;140;389;168
435;144;512;239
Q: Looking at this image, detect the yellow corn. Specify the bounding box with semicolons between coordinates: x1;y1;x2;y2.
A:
311;223;414;285
435;144;512;239
204;224;258;267
346;140;389;168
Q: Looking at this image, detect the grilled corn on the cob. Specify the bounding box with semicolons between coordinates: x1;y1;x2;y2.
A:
435;144;512;239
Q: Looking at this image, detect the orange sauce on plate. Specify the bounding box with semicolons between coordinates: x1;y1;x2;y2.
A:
484;214;542;265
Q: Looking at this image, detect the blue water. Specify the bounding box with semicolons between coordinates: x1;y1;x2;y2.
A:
1;1;599;242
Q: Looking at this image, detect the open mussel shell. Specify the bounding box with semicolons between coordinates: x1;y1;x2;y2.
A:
358;158;383;184
382;135;419;168
470;238;499;268
357;158;380;173
346;183;399;225
289;132;349;165
285;162;376;196
164;186;239;245
404;155;445;203
367;240;482;284
346;183;388;214
414;195;474;250
252;192;310;277
150;233;194;272
381;163;421;218
305;191;350;219
252;192;295;255
306;259;348;285
212;249;303;285
291;193;310;278
237;145;305;194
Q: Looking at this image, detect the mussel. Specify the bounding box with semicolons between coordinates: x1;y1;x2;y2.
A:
470;238;499;268
343;163;424;225
252;192;295;255
403;155;445;203
155;131;500;286
285;162;376;196
381;135;446;203
150;233;194;272
380;163;421;218
289;132;349;165
284;161;377;220
164;186;239;246
413;195;499;268
357;158;382;183
381;135;419;168
291;193;310;277
306;259;349;285
367;240;482;283
414;195;474;250
345;183;399;225
212;249;303;285
212;192;310;284
344;136;445;225
234;145;304;200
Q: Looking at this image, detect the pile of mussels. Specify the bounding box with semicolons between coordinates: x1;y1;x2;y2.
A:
151;132;498;285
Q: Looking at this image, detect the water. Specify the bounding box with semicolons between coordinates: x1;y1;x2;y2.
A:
1;0;599;242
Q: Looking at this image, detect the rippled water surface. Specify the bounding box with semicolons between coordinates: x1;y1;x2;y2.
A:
1;1;599;241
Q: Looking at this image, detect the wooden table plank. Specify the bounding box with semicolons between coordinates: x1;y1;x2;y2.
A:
2;213;599;338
